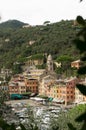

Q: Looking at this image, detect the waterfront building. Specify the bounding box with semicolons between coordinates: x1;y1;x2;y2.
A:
39;75;56;96
58;77;78;105
25;78;39;94
46;83;59;99
8;78;26;95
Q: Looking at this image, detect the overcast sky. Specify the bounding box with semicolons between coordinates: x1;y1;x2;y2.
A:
0;0;86;25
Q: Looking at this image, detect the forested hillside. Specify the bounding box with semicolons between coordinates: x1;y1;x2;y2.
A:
0;19;80;69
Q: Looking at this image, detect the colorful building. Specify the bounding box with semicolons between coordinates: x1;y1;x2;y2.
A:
39;75;56;96
9;81;26;95
58;77;78;105
8;75;26;95
25;78;39;94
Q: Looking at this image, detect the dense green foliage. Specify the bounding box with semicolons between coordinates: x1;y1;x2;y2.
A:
56;104;86;130
0;20;27;30
28;54;44;60
0;89;9;106
71;15;86;130
0;19;80;70
0;118;30;130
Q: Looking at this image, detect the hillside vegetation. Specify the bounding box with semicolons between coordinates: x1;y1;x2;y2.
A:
0;19;80;69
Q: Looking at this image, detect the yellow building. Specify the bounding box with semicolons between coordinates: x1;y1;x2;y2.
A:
47;84;59;99
39;75;56;97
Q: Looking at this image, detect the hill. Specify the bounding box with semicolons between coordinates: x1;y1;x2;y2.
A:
0;19;80;70
0;20;27;30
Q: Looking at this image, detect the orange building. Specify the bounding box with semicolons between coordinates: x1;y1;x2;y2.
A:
25;78;39;94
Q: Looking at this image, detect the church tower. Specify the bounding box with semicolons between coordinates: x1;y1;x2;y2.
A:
47;54;53;71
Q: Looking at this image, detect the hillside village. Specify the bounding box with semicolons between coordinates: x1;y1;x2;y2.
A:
0;19;85;107
0;54;86;106
0;19;86;130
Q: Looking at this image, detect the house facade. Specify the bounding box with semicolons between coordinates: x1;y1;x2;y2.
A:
8;75;26;95
58;77;78;105
25;78;39;94
9;81;26;95
39;75;56;96
71;60;83;69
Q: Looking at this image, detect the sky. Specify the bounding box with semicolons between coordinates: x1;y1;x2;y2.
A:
0;0;86;25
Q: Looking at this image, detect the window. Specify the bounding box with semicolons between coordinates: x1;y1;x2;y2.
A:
12;86;14;89
71;96;73;98
67;96;69;99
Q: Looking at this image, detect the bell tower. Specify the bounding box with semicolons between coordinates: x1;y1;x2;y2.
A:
47;54;53;71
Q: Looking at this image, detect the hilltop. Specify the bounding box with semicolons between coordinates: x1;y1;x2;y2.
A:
0;20;28;30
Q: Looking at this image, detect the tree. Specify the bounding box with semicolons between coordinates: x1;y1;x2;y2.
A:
43;21;50;25
56;55;73;76
68;15;86;130
12;63;22;74
56;104;86;130
67;1;86;128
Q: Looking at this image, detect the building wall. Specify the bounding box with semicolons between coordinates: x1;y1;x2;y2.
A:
8;79;26;95
9;84;20;94
39;75;56;96
71;60;82;69
25;79;39;94
57;78;77;105
47;85;58;99
58;84;66;102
